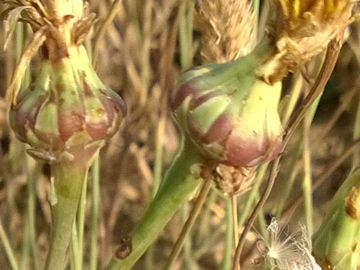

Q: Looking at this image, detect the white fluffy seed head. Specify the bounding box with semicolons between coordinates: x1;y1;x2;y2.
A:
255;218;321;270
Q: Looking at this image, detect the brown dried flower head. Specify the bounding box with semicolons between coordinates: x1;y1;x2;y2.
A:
195;0;256;63
272;0;354;75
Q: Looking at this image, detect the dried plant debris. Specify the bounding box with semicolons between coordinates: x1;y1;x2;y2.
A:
268;0;355;79
195;0;256;63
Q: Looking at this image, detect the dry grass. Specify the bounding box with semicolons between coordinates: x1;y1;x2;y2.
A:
195;0;255;62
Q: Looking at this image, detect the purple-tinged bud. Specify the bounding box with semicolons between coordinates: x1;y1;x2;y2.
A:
171;57;283;168
9;46;126;163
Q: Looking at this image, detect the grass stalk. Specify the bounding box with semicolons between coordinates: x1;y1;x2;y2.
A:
237;165;267;227
195;190;217;244
352;91;360;170
280;139;360;224
70;224;81;270
220;199;233;270
20;219;29;270
233;158;280;270
92;0;123;67
162;179;212;270
76;170;88;270
179;0;194;71
231;196;239;251
90;157;100;270
25;156;39;270
0;220;19;270
302;114;313;236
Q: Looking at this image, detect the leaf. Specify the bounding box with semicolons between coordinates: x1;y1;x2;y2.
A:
3;6;33;50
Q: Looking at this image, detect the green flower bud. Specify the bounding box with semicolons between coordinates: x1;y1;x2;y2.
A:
313;168;360;270
10;45;126;163
171;53;283;167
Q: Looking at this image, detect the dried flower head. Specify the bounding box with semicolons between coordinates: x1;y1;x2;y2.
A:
255;218;321;270
213;165;256;196
195;0;256;63
261;0;354;82
2;0;97;104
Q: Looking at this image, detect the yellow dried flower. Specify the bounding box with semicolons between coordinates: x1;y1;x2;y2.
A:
260;0;354;82
278;0;351;22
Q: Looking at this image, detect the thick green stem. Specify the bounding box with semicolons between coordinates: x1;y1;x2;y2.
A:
44;163;89;270
106;140;203;270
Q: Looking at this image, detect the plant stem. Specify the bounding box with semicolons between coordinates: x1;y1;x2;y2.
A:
231;196;239;251
44;163;89;270
106;139;204;270
76;167;88;270
233;158;280;270
302;114;313;236
195;190;217;244
144;114;165;270
0;220;19;270
237;165;267;227
280;138;360;224
163;179;212;270
179;0;194;71
26;156;39;270
313;169;360;270
70;224;81;270
220;199;233;270
90;157;100;270
352;90;360;170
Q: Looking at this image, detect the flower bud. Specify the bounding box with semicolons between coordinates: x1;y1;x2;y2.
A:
171;55;283;168
9;46;126;163
313;169;360;270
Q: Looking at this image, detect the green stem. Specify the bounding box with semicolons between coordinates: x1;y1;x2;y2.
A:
302;114;313;236
106;140;204;270
238;165;267;227
352;92;360;170
220;199;234;270
26;156;39;270
76;168;88;270
20;219;29;270
90;157;100;270
179;0;194;71
70;224;80;270
44;163;89;270
0;220;19;270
